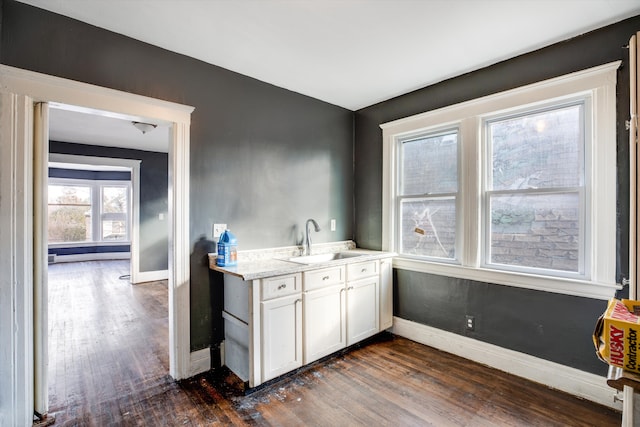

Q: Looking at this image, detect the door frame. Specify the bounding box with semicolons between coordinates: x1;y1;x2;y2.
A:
0;64;194;424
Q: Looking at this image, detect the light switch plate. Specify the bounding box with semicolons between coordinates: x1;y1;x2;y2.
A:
330;219;336;231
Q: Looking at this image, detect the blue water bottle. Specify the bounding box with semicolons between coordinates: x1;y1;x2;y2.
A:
217;230;238;267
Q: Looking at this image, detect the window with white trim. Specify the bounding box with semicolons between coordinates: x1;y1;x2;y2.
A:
483;100;587;277
381;62;620;299
48;178;131;244
398;127;459;261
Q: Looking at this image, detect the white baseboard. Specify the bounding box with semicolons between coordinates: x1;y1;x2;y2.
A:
50;252;130;263
189;347;211;377
133;269;169;284
391;316;622;411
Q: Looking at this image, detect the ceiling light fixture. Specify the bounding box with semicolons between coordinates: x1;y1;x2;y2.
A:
132;121;157;134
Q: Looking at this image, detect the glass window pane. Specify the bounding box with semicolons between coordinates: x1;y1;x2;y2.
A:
47;184;92;243
488;193;580;273
488;104;583;191
400;197;456;259
48;184;91;205
102;186;127;214
400;130;457;196
102;220;127;240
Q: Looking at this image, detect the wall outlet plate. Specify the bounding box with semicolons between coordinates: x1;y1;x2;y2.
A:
213;223;227;239
330;219;336;231
466;315;475;331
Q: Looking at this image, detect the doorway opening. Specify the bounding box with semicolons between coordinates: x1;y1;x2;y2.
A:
0;64;194;424
46;102;171;283
44;104;172;418
47;260;170;422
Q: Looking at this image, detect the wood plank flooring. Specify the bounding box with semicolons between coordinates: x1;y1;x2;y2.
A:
48;260;620;426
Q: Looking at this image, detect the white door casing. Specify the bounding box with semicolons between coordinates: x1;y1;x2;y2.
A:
623;31;640;427
0;91;35;427
0;64;194;423
33;102;50;417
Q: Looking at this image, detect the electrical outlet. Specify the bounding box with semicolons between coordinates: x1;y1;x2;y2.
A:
330;219;336;231
213;223;227;239
466;315;475;331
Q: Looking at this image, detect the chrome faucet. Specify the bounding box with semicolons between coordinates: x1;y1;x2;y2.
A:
305;219;321;256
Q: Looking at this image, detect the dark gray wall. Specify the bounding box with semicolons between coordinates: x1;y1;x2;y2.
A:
5;0;637;375
49;141;169;272
1;0;353;351
355;16;640;375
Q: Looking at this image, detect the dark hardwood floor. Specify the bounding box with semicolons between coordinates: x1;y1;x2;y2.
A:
47;260;620;426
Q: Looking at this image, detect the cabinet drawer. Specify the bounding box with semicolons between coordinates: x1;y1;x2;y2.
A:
347;260;379;281
261;273;301;301
304;266;345;291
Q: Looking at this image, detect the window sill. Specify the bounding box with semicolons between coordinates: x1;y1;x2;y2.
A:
48;241;131;249
392;257;620;300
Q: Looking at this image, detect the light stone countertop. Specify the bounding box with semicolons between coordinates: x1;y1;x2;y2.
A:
208;241;395;281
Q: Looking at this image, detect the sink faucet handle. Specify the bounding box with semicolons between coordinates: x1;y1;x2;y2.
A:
306;218;321;232
304;218;321;256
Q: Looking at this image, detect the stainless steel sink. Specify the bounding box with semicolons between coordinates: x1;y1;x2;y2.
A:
285;252;365;264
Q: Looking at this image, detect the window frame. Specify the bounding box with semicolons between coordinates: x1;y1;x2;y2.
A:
480;98;590;279
100;183;131;241
381;61;621;300
396;125;461;264
48;177;132;247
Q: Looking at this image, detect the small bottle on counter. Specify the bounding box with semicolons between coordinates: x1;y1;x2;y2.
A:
217;229;238;267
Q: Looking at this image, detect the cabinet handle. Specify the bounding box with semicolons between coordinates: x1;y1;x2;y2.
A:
347;286;354;290
295;298;302;304
322;276;330;280
361;268;367;273
277;284;287;290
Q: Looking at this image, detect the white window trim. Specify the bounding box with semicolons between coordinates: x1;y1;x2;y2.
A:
48;177;132;245
381;61;621;300
480;98;589;279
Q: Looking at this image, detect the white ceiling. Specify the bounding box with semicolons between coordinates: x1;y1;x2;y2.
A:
17;0;640;111
49;106;170;152
17;0;640;152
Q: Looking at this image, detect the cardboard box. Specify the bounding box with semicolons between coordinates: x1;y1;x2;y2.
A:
594;298;640;374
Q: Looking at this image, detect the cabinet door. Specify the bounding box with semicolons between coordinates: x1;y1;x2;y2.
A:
261;293;302;382
347;277;379;345
303;284;346;364
379;258;393;330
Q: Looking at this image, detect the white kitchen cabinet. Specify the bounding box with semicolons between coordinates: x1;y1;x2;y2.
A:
346;274;379;345
302;260;382;364
303;265;346;364
303;265;345;291
260;274;303;382
346;260;378;282
218;251;394;388
346;260;380;344
303;283;346;363
260;293;303;382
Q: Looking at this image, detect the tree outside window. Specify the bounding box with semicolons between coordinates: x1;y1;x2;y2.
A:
48;185;92;243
